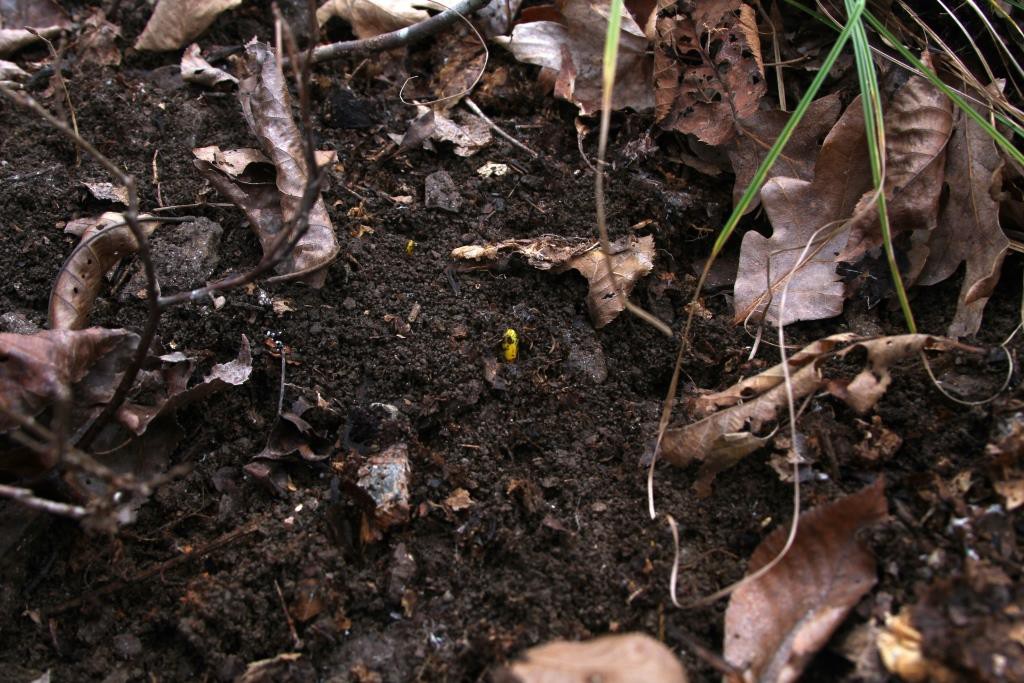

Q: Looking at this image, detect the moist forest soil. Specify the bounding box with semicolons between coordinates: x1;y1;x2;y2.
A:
1;2;1022;682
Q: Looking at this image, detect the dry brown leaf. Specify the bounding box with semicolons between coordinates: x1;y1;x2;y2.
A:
842;56;954;263
495;0;653;115
316;0;429;39
114;336;252;436
565;235;656;327
0;328;138;437
451;235;655;327
428;31;486;110
0;58;27;83
662;334;959;494
445;487;474;511
916;96;1008;338
192;146;270;177
77;8;122;66
49;213;162;330
653;0;766;145
727;94;842;213
404;106;492;156
0;0;69;57
733;96;871;326
181;43;237;88
198;41;339;287
134;0;241;52
496;633;688;683
82;181;129;204
876;610;958;683
724;479;888;683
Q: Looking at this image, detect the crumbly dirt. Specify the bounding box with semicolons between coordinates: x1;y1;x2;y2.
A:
0;2;1021;682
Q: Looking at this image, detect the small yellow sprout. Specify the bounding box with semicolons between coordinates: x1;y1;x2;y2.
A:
502;328;519;362
405;239;416;255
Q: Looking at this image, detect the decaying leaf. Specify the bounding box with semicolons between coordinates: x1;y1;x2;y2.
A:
192;145;269;176
495;0;654;115
724;479;888;683
114;336;252;437
842;57;954;263
402;105;492;156
662;334;959;494
49;213;162;330
877;609;958;683
652;0;766;145
316;0;429;39
356;442;412;539
134;0;242;52
733;97;870;326
181;43;237;88
495;633;688;683
77;8;122;66
727;94;842;213
82;181;129;204
451;235;655;327
196;40;339;287
916;96;1008;337
0;0;69;57
0;328;138;437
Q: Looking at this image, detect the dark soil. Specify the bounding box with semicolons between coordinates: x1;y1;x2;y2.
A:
1;2;1021;682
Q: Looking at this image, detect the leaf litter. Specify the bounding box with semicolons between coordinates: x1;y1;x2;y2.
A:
452;234;656;327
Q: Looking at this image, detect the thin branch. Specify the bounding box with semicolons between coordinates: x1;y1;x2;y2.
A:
464;98;539;157
0;484;87;519
310;0;491;62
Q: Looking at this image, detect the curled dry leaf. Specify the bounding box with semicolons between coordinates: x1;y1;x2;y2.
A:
727;94;841;213
196;41;339;287
316;0;429;39
181;43;237;88
652;0;766;145
916;93;1008;338
662;334;959;494
495;633;688;683
0;0;69;57
876;609;958;683
842;55;954;264
49;213;162;330
452;234;655;327
733;97;870;326
192;145;269;176
134;0;242;52
724;478;888;683
495;0;653;115
403;105;492;156
114;335;252;437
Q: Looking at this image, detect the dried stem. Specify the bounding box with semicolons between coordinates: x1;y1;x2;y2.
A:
0;483;88;519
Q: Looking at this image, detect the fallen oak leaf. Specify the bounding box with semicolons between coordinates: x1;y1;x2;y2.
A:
451;234;655;327
134;0;242;52
76;8;122;66
733;96;871;326
495;632;688;683
915;92;1009;338
841;54;954;266
652;0;766;145
724;478;888;683
727;93;842;213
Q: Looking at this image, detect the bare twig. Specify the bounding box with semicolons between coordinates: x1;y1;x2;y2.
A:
310;0;491;62
464;98;539;157
0;484;87;519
